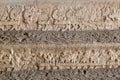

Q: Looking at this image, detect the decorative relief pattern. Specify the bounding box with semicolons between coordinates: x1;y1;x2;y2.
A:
0;45;119;71
0;1;120;30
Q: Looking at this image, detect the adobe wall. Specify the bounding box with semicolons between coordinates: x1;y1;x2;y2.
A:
0;0;119;80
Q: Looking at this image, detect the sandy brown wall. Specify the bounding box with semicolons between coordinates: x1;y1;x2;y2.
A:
0;0;120;30
0;0;120;80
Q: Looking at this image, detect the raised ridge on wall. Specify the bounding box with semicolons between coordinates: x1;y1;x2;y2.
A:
1;0;120;30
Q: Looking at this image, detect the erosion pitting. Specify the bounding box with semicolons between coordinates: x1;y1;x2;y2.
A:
0;30;120;44
0;69;120;80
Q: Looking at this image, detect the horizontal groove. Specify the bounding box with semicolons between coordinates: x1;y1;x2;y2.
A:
0;30;120;44
0;68;120;80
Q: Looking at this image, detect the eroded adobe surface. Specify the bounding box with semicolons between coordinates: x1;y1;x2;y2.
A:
0;69;120;80
0;30;120;44
0;0;120;80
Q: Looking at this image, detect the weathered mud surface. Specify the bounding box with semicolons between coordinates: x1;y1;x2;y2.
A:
0;68;119;80
0;0;119;79
0;30;120;44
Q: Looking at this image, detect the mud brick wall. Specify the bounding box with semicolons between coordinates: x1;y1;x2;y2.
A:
0;0;119;80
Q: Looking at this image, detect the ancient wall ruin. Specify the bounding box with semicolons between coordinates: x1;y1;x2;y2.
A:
0;0;119;80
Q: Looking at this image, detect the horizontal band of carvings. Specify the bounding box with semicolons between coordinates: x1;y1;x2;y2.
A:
0;44;119;71
0;30;120;44
0;1;120;30
0;21;18;26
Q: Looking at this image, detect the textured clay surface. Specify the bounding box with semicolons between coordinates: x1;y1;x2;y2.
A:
0;44;119;71
1;30;120;44
1;0;120;30
0;0;120;79
0;68;119;80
